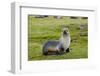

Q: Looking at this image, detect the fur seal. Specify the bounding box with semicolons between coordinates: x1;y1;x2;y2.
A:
42;28;71;55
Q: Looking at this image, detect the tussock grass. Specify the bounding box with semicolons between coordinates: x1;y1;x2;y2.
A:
28;16;88;60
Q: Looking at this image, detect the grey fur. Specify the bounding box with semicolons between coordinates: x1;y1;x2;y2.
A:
42;28;70;55
42;40;64;55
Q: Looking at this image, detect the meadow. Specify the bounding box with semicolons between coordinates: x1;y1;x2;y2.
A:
28;15;88;61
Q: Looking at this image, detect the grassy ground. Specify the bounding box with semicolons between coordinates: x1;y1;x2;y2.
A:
28;16;88;61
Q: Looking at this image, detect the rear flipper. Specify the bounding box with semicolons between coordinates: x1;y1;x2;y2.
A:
43;51;48;55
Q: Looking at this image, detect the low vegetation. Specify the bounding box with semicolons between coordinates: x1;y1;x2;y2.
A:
28;16;88;60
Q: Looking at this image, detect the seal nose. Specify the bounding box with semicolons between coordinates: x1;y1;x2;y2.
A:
63;31;67;34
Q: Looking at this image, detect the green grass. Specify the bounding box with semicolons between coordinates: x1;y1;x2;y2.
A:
28;16;88;61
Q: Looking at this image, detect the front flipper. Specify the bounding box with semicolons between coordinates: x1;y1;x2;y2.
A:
66;48;70;53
